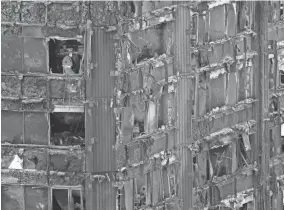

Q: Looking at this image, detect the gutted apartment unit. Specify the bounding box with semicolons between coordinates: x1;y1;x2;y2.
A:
1;1;284;210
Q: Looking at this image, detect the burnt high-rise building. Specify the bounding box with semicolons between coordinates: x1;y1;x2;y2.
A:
1;1;284;210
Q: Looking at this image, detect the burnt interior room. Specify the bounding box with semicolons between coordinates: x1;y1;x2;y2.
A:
52;189;85;210
50;112;85;146
49;39;83;74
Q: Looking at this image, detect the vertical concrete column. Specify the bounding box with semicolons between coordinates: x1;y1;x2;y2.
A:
174;4;193;210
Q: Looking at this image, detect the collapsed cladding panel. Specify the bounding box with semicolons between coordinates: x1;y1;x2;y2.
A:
2;111;23;144
1;36;23;72
25;186;48;210
24;112;49;145
23;38;47;73
2;185;24;210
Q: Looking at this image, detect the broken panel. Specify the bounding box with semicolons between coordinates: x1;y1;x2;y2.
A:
2;111;23;144
1;36;23;72
124;179;134;210
49;149;84;172
2;185;24;210
49;39;83;74
49;77;85;106
121;107;134;144
210;74;226;110
23;148;47;170
209;5;226;41
226;72;237;106
144;101;158;133
134;171;146;209
226;3;237;37
131;95;146;137
24;112;48;145
1;75;21;98
23;38;47;73
25;186;48;210
50;112;85;146
22;76;47;98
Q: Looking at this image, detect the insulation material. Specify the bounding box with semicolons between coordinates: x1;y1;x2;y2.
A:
23;38;47;73
210;75;225;109
144;101;158;133
47;2;84;28
89;2;118;27
2;99;22;111
23;149;47;170
25;186;48;210
49;172;85;186
1;147;22;169
241;134;251;151
21;170;48;185
2;111;23;144
209;5;226;41
1;1;21;22
8;155;23;169
21;2;46;24
128;142;142;165
49;78;85;105
116;145;127;169
49;151;83;172
24;112;48;145
1;24;22;37
2;75;21;98
226;72;237;106
2;185;24;210
22;76;47;98
124;180;134;210
121;107;134;143
1;37;23;72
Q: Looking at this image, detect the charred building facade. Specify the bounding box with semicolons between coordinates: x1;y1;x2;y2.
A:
1;1;284;210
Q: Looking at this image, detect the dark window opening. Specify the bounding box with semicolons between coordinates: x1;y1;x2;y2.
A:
49;39;83;74
52;188;84;210
281;70;284;85
238;135;250;167
281;3;284;20
50;112;85;146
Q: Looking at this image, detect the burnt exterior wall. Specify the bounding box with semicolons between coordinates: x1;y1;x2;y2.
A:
2;1;284;210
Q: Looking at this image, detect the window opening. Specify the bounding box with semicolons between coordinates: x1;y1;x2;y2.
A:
50;112;85;146
49;39;83;74
52;188;84;210
281;70;284;85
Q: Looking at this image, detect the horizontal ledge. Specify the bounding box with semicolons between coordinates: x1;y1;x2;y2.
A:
52;105;84;113
113;54;173;75
1;72;84;80
1;143;83;150
197;98;258;122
